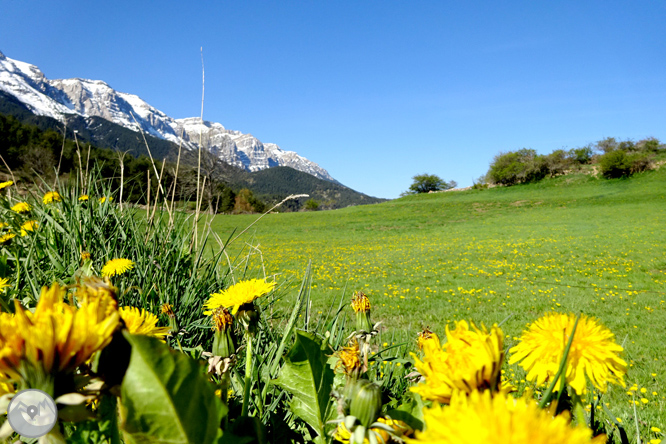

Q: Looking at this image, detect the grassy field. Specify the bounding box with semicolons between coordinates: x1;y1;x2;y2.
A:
208;167;666;430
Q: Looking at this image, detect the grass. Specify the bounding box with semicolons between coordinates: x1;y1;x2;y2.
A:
208;167;666;433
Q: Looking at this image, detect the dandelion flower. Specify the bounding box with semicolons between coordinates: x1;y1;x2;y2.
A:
0;181;13;191
335;340;362;377
417;327;440;350
119;306;170;339
351;291;371;313
203;278;275;315
0;233;15;244
81;251;91;262
42;191;61;204
99;196;113;204
0;283;119;381
19;220;38;236
335;417;413;444
79;195;89;201
10;202;31;213
509;313;627;395
410;320;504;404
101;258;134;277
407;390;605;444
0;278;10;294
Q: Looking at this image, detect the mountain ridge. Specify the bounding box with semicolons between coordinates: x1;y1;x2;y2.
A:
0;50;336;182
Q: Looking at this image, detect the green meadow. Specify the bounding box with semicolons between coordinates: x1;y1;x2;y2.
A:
210;168;666;428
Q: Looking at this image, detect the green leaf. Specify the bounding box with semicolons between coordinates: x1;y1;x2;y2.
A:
273;330;334;439
120;332;226;444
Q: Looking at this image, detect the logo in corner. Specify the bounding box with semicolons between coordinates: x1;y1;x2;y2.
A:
6;389;57;438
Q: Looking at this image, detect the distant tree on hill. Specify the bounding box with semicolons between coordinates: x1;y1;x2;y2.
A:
402;174;456;195
304;199;320;211
487;149;548;186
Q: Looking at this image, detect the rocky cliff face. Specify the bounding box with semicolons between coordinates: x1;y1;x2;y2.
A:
0;50;336;182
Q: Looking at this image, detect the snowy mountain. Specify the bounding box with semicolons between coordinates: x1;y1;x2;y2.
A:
0;50;336;182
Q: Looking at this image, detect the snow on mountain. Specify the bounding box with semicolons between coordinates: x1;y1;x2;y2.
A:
0;50;336;182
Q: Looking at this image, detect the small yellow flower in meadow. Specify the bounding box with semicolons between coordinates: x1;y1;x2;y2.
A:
79;195;89;201
641;398;649;404
81;251;91;262
0;233;15;244
0;181;13;191
101;258;134;277
410;320;504;404
10;202;31;213
351;291;371;313
161;303;175;318
0;278;10;294
42;191;61;204
211;307;234;331
99;196;113;203
335;340;362;377
406;390;605;444
119;307;170;339
651;440;662;444
203;279;276;315
651;427;661;433
20;220;38;236
509;313;626;395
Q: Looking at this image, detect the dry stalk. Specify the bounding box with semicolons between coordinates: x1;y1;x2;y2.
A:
194;47;206;251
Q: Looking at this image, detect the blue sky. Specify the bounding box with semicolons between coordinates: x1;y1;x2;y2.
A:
1;1;665;199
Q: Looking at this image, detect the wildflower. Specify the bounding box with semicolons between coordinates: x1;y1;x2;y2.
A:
351;291;373;333
81;251;91;262
211;307;236;358
78;195;89;201
203;279;275;316
334;417;413;444
407;390;605;444
417;327;440;350
75;277;118;319
0;181;13;191
101;258;134;277
11;202;31;213
335;340;363;378
99;196;113;204
0;278;10;294
42;191;61;204
0;233;15;244
652;427;661;433
0;283;119;384
509;313;627;394
410;320;504;404
20;220;38;236
119;307;170;339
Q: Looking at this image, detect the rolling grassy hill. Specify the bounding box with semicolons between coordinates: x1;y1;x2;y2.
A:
209;166;666;426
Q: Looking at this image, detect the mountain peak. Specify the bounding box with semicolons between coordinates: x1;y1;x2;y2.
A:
0;50;336;182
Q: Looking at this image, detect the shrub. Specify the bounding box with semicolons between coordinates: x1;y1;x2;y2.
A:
569;146;593;164
599;150;632;178
304;199;320;211
403;174;455;195
487;149;548;186
544;149;572;177
628;152;652;174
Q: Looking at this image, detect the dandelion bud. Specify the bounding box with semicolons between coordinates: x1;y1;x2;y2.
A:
236;303;260;336
212;308;236;358
351;291;372;333
161;303;179;334
349;380;383;429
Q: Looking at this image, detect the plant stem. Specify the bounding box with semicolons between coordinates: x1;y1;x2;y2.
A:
242;334;253;416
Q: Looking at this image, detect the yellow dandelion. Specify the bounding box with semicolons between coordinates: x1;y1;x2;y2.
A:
410;320;504;404
20;220;38;236
161;303;175;318
0;181;13;191
119;306;170;339
42;191;62;204
79;195;89;201
10;202;31;213
407;390;605;444
81;251;91;262
335;417;413;444
335;340;362;376
203;278;276;315
417;327;440;350
211;307;234;331
75;277;118;320
0;278;10;294
99;196;113;204
0;283;119;380
351;291;371;313
101;258;134;277
0;233;15;244
509;313;627;395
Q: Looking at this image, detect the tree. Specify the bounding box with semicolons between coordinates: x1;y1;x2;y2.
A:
486;149;548;186
304;199;320;211
404;174;456;195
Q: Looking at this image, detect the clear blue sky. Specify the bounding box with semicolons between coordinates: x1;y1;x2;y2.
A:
2;1;664;199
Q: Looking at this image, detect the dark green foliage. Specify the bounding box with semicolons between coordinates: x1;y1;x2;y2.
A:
569;146;593;164
487;149;548;185
304;199;320;211
403;174;455;195
544;149;572;177
599;150;633;178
